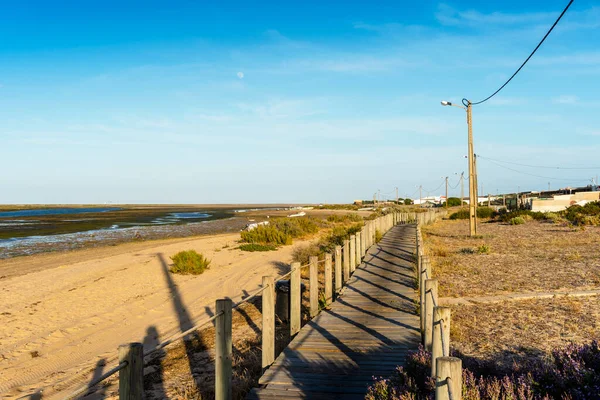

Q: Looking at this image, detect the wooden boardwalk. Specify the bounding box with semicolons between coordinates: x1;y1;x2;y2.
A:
248;224;420;399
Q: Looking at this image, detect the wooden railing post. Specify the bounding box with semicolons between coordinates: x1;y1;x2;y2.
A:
118;342;143;400
335;246;342;293
309;256;319;317
424;279;438;351
355;232;361;266
215;298;233;400
435;357;462;400
419;255;428;336
349;235;356;274
324;253;333;306
262;276;275;370
431;306;451;377
290;262;301;336
343;240;350;283
360;228;366;257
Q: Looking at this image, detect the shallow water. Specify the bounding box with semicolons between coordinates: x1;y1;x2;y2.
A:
0;207;121;218
0;217;249;259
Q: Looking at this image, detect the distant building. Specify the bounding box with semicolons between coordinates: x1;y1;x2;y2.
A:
529;191;600;212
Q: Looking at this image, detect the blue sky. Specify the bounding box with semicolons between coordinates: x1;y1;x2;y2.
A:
1;0;599;204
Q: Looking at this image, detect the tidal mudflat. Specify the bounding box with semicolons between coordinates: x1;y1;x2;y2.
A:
0;205;288;258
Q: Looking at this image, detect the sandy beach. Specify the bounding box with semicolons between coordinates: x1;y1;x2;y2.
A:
0;231;308;398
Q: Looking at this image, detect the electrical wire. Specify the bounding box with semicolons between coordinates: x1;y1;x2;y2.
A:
449;177;461;190
468;0;574;106
422;179;446;194
482;157;590;183
478;155;600;170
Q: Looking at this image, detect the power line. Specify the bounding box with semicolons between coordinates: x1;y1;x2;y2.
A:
422;179;446;194
478;155;600;170
469;0;574;106
482;157;590;183
449;178;461;190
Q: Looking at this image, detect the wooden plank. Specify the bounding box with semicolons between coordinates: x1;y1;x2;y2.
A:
248;224;419;400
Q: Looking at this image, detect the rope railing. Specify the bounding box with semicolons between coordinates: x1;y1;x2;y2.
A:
63;361;128;400
21;210;418;400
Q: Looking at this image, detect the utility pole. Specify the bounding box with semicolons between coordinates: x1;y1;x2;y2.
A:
378;189;381;204
548;182;551;192
395;187;399;204
419;185;423;208
467;104;477;236
441;100;476;235
460;172;465;207
444;176;449;208
503;194;506;207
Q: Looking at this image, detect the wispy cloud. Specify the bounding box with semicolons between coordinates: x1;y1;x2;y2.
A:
552;95;579;105
435;4;600;33
435;4;556;27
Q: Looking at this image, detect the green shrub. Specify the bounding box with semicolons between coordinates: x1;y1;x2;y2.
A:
317;204;360;211
449;209;470;220
459;248;475;254
170;250;210;275
375;229;383;243
545;212;561;223
240;225;292;245
326;213;363;223
239;243;277;252
269;217;320;238
318;223;363;253
563;201;600;225
476;206;495;218
292;243;322;264
499;209;545;222
404;199;413;205
446;197;462;207
509;217;525;225
476;244;490;254
450;206;496;220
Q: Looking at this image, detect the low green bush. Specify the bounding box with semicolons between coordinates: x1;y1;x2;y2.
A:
446;197;463;207
317;223;364;254
477;244;490;254
291;243;321;265
449;209;470;220
509;217;525;225
375;229;383;243
239;243;277;252
499;209;545;222
326;213;363;223
269;217;320;238
240;225;292;245
563;201;600;226
170;250;210;275
476;206;495;218
449;206;496;220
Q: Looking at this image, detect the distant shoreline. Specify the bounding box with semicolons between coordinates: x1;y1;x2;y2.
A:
0;203;315;211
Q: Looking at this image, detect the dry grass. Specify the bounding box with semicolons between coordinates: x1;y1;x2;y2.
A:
423;219;600;297
450;296;600;374
424;217;600;377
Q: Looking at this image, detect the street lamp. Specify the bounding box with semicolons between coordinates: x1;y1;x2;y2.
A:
441;99;477;236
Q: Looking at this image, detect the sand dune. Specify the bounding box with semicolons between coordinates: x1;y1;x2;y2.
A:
0;233;302;398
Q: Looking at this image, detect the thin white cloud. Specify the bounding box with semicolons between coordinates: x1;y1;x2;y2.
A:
435;3;555;27
552;95;579;104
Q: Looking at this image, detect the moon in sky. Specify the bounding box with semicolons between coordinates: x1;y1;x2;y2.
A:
237;72;244;79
